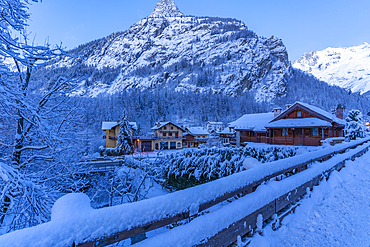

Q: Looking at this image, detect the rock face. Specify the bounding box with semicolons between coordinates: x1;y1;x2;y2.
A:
292;43;370;95
53;0;290;101
149;0;184;18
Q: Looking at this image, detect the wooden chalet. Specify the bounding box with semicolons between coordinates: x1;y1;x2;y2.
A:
230;102;345;147
265;102;345;146
183;127;209;148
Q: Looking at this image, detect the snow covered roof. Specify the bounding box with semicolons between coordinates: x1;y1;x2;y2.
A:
207;122;223;125
297;102;345;125
219;127;236;135
275;102;345;125
102;122;118;131
229;113;275;132
265;118;332;128
151;121;185;131
187;127;209;136
102;122;138;131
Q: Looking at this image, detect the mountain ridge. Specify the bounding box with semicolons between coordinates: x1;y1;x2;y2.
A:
292;43;370;95
48;0;290;102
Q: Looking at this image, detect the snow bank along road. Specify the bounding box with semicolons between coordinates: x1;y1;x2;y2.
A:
249;147;370;247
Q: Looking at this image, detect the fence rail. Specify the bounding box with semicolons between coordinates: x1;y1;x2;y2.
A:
76;138;370;247
1;138;369;247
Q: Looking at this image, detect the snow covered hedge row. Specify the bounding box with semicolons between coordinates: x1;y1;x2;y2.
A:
163;146;297;190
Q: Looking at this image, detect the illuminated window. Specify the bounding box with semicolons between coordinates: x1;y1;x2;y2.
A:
282;128;288;136
312;128;319;137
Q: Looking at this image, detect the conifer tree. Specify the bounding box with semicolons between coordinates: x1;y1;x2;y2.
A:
344;110;366;141
116;110;134;154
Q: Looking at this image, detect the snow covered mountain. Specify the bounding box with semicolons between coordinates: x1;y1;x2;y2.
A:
292;43;370;95
50;0;290;101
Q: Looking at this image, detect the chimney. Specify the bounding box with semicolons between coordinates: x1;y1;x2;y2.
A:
273;107;282;117
336;104;344;119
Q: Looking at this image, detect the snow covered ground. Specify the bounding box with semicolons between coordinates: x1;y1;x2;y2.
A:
249;149;370;247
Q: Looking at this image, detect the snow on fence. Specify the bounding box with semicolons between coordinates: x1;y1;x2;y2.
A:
1;138;369;247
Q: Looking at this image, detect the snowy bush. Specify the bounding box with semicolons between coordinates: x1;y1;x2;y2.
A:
99;146;124;157
0;163;55;233
344;110;366;141
162;146;297;190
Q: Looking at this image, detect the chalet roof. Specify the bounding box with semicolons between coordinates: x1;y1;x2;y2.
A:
274;102;345;125
102;122;138;131
229;113;275;132
187;127;209;135
183;133;196;137
151;121;186;131
265;118;332;128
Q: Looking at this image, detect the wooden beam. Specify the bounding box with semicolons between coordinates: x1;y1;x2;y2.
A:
302;128;304;146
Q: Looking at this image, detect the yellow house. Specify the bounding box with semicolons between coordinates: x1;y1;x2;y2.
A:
102;122;137;148
150;121;186;150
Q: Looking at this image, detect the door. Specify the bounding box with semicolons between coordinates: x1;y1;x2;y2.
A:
142;141;152;152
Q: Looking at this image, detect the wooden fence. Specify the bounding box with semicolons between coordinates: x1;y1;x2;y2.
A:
75;138;370;247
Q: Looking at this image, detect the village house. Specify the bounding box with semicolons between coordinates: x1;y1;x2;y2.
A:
150;121;186;150
266;102;345;146
183;126;209;148
102;121;138;148
231;102;345;146
218;126;236;145
206;121;224;133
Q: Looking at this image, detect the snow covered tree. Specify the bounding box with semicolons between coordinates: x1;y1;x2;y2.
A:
116;110;134;155
0;0;86;232
344;110;366;141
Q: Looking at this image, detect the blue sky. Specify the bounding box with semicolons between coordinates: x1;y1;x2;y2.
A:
27;0;370;61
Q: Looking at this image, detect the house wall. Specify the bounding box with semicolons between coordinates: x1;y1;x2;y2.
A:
270;127;336;146
106;129;117;148
239;130;268;144
154;123;184;150
284;108;314;119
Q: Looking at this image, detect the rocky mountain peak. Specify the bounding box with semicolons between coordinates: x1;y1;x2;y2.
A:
292;43;370;95
149;0;184;18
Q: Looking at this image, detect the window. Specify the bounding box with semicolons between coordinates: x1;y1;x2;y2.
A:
297;111;302;117
312;128;319;137
177;142;181;147
282;128;288;136
163;133;167;137
169;133;172;136
164;126;167;130
171;126;174;130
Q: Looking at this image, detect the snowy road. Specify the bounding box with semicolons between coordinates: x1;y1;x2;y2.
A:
249;150;370;247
